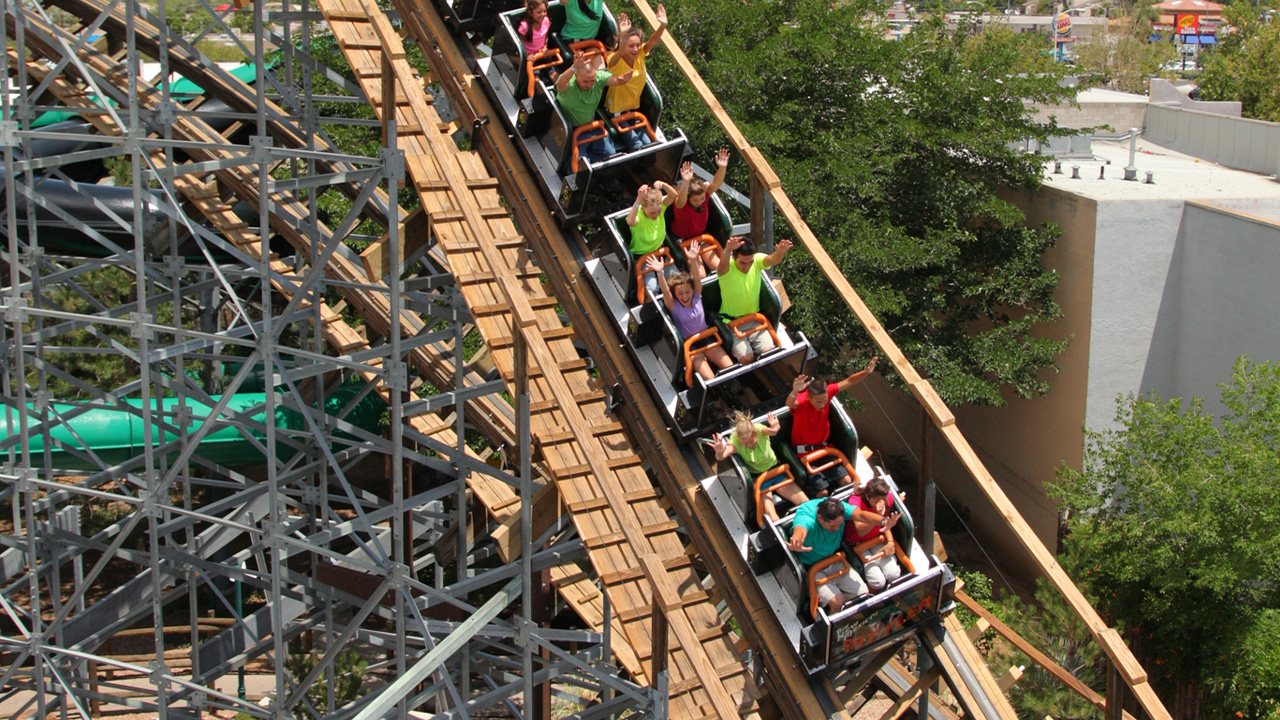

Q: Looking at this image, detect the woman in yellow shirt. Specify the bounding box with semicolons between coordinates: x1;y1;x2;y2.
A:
605;5;667;151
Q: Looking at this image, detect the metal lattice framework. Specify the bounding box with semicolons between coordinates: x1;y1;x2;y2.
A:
0;0;649;717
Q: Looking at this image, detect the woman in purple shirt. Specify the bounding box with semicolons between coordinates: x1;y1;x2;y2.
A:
647;241;734;382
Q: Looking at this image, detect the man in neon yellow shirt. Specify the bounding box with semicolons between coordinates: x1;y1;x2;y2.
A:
716;236;793;363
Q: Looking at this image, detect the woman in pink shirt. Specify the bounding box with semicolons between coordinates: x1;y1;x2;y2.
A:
843;476;903;592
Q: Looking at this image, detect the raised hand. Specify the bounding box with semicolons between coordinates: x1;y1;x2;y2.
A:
616;12;631;35
656;3;667;25
684;240;700;262
724;236;744;254
776;238;794;255
715;148;730;168
680;160;694;185
866;356;878;374
711;434;731;460
765;412;780;433
792;374;811;395
636;184;649;203
643;254;665;274
573;50;589;71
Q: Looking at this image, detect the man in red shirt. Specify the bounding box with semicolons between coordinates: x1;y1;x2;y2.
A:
785;357;877;497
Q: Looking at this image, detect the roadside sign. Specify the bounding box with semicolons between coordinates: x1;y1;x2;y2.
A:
1054;12;1072;37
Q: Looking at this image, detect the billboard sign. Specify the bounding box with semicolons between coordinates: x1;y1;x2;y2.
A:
1177;13;1200;34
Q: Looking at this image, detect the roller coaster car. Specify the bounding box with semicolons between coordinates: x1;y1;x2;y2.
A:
600;202;730;306
714;401;868;533
479;5;689;224
586;210;815;438
750;471;956;675
432;0;522;32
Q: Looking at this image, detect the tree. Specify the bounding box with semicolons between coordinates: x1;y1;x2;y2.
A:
1197;0;1280;122
1074;14;1176;94
991;577;1107;720
1050;356;1280;718
649;0;1077;405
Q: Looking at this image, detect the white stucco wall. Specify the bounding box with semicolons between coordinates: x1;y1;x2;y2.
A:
1167;203;1280;415
1086;199;1187;430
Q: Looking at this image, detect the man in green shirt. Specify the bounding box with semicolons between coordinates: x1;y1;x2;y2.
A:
716;235;793;363
555;52;633;166
788;497;868;614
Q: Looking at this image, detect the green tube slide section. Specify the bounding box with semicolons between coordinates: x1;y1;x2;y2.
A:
2;384;386;469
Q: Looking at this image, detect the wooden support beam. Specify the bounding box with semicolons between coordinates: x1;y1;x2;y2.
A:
966;617;991;643
877;666;943;720
998;665;1024;693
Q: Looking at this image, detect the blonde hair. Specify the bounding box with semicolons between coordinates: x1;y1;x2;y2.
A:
667;270;692;291
730;410;756;444
642;186;663;206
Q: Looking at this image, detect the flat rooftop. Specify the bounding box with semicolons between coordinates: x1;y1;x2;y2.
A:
1039;136;1280;207
1072;88;1150;105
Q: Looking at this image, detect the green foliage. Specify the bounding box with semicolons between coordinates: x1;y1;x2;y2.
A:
29;267;139;399
649;0;1075;405
1197;1;1280;122
990;577;1105;720
1212;610;1280;719
953;568;995;631
1050;356;1280;718
284;645;367;719
1074;15;1176;94
163;0;218;37
194;40;250;63
264;32;428;241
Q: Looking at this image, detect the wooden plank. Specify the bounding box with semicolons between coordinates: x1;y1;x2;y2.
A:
921;622;993;719
359;206;433;280
876;666;943;720
942;614;1020;719
998;665;1023;693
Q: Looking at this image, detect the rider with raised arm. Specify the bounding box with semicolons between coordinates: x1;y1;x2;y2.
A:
785;356;878;496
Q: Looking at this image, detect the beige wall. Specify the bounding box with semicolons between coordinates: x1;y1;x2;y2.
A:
843;185;1098;580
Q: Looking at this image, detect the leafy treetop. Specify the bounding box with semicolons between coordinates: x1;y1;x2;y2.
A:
1051;356;1280;717
1198;0;1280;123
650;0;1079;405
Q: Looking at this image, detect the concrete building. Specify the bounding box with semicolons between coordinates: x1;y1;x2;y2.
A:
847;85;1280;580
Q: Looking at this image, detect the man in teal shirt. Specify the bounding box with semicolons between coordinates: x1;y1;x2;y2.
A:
555;52;633;166
716;235;792;363
788;497;868;614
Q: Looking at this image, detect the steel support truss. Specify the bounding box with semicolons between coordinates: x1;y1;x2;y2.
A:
0;0;652;717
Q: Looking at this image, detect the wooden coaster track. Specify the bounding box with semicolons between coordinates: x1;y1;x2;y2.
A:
309;0;764;716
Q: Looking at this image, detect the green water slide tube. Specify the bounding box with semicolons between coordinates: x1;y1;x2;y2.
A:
1;385;386;469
